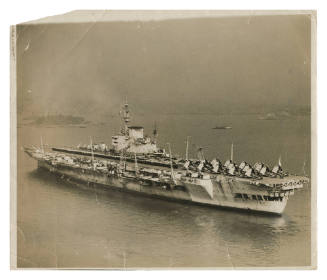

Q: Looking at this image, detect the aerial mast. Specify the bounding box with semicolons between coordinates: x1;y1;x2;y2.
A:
197;147;205;161
90;136;95;169
302;160;307;176
167;143;175;182
185;136;190;161
153;122;158;144
40;136;44;154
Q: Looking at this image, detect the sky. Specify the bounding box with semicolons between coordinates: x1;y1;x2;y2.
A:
16;13;311;120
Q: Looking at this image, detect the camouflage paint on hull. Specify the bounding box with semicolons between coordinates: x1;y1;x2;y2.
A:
38;160;289;214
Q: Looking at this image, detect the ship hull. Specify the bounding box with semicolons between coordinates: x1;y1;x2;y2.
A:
37;160;288;215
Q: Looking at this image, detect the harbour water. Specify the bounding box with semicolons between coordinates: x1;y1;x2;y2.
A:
16;113;311;268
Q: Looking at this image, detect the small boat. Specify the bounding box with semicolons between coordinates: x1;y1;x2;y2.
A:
212;126;232;130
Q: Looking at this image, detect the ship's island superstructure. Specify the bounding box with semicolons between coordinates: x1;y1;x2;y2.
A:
24;101;309;215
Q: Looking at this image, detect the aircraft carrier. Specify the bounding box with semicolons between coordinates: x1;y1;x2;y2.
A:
24;101;309;215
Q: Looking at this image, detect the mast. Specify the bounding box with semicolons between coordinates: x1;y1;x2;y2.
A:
185;136;190;161
120;97;130;135
40;136;44;154
153;122;158;144
231;142;234;161
90;136;95;169
167;143;175;181
303;160;307;176
197;147;205;161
